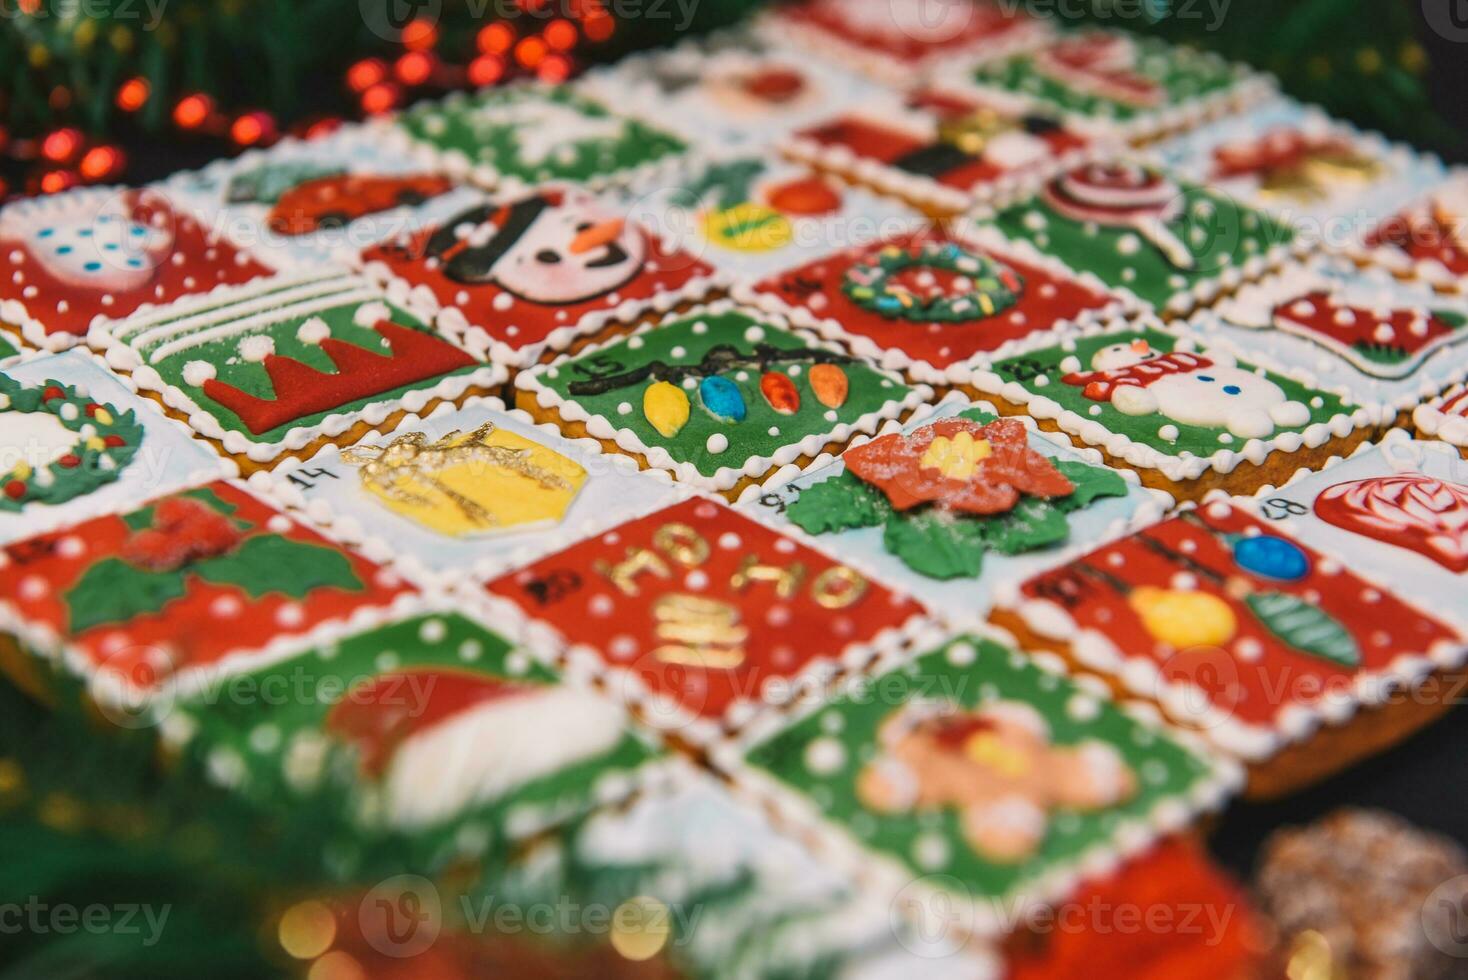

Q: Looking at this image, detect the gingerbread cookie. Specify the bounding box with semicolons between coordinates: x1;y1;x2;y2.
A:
251;396;687;588
169;606;656;841
740;226;1128;385
1357;170;1468;287
360;184;719;368
1201;256;1468;420
721;628;1236;935
783;85;1099;214
965;319;1377;500
90;268;502;468
483;496;930;743
961;30;1270;139
994;500;1466;797
978;159;1299;315
0;187;274;352
392;84;688;192
0;350;234;546
0;479;419;702
514;301;930;496
744;396;1171;627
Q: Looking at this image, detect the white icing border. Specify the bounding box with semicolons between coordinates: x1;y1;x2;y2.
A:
1414;381;1468;449
992;498;1468;763
247;393;694;590
514;297;935;493
734;224;1136;386
713;618;1242;937
963;312;1378;482
85;267;507;465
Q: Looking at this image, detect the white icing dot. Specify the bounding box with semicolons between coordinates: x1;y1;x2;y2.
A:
946;641;977;666
56;536;85;559
589;595;615;616
458;639;483;661
706;433;729;454
913;832;950;870
609;635;638;660
211;595;243;617
18;576;48;601
718;532;741;550
1067;694;1101;721
267;515;292;534
239;335;275;362
182;361;216;386
684;570;708;590
419;618;447;643
296;317;331;345
804;736;846;776
743;325;765;342
276;602;305;627
617;402;632;416
492;293;514;311
1235;638;1263;661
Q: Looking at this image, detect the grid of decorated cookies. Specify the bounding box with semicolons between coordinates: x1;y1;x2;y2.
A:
2;1;1467;975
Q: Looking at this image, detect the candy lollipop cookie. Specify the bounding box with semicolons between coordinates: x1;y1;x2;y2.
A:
1041;162;1194;270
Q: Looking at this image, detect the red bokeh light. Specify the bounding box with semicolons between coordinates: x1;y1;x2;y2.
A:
79;145;125;180
361;82;401;115
347;58;388;93
468;54;506;87
400;17;438;50
395;51;435;87
478;22;516;54
173;94;214;129
515;35;548;68
545;19;578;50
538;53;573;82
116;77;150;112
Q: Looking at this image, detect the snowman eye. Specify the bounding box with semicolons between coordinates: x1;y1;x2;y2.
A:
575;222;593;232
1197;375;1215;382
535;250;562;264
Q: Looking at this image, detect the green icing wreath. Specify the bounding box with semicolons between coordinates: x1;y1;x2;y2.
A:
841;242;1025;322
0;375;146;512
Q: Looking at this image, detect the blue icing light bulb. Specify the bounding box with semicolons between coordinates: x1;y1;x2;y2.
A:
1232;534;1310;581
699;375;747;422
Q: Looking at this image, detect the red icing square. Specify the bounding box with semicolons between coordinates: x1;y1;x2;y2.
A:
1019;504;1461;732
751;228;1118;372
360;187;715;363
486;498;925;725
0;481;414;690
777;0;1039;64
0;188;273;345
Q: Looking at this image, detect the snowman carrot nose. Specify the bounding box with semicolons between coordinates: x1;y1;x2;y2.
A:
1129;339;1151;353
570;219;625;254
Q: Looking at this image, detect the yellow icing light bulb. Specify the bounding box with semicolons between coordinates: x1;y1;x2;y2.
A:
643;381;690;438
1128;587;1238;648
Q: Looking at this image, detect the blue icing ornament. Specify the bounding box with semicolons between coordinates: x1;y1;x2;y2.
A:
699;375;747;422
1232;534;1310;582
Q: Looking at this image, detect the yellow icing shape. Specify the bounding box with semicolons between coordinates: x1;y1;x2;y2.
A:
643;381;690;438
920;431;993;481
702;203;792;253
1129;587;1238;648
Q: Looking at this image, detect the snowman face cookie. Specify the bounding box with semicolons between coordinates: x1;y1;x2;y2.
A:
970;323;1374;492
0;188;274;350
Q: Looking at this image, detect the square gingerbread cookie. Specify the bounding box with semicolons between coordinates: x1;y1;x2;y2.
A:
483;495;930;743
0;479;419;704
391;84;689;192
0;350;234;546
992;500;1466;798
739;225;1128;385
514;301;931;497
721;628;1236;935
360;184;719;368
964;318;1377;500
250;396;687;588
90;268;502;469
1353;171;1468;287
975;159;1300;315
1;187;274;352
743;396;1171;628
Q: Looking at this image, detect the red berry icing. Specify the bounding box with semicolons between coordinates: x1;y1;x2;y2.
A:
121;496;245;571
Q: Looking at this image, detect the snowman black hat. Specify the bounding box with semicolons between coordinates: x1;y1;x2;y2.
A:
424;188;568;283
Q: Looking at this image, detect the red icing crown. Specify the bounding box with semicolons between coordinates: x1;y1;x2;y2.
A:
202;319;475;434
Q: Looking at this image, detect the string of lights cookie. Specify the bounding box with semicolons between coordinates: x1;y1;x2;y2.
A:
0;376;145;510
841;241;1025;321
566;343;858;396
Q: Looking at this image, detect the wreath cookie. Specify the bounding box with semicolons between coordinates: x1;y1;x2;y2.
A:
841;241;1024;322
0;376;144;511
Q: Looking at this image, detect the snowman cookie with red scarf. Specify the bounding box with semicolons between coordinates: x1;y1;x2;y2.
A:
361;186;716;367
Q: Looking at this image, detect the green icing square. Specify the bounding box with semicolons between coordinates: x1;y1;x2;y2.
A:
399;85;686;185
990;326;1349;458
989;181;1293;311
177;612;654;837
973;34;1244;123
534;310;918;482
0;334;19;361
744;635;1217;900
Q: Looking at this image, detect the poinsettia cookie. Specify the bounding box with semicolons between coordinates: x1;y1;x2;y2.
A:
251;396;686;587
360;184;718;368
165;127;482;268
745;398;1170;626
0;351;233;546
722;629;1235;935
170;609;655;841
616;155;920;287
484;496;929;742
966;321;1375;499
783;85;1099;215
1201;257;1468;419
0;480;418;702
90;268;502;468
1414;383;1468;456
515;302;930;497
992;501;1466;797
741;226;1128;384
755;0;1049;82
1358;171;1468;287
1154;97;1447;249
393;84;687;191
0;187;273;352
980;160;1298;314
963;30;1270;138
